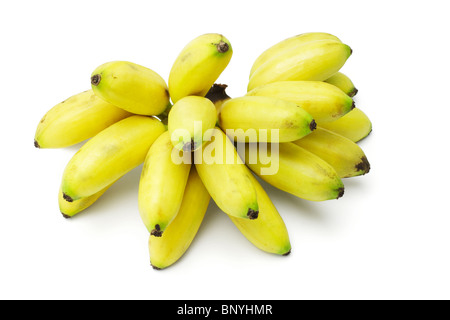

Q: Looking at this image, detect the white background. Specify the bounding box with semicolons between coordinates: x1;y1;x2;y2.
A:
1;0;449;300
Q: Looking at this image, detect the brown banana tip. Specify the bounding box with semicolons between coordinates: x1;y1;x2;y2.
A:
247;208;259;220
182;139;196;153
62;193;73;203
310;119;317;131
282;249;291;256
150;224;163;237
91;74;101;86
151;264;162;270
61;212;71;219
217;41;229;53
205;83;230;104
337;187;345;199
351;100;356;110
34;140;40;148
356;156;371;174
350;88;358;97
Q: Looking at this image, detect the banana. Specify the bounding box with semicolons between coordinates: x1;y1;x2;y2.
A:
228;173;291;255
247;39;352;92
246;80;354;123
205;83;231;119
319;107;372;143
218;95;316;143
324;72;358;97
35;90;132;148
249;32;342;78
195;127;259;220
91;61;170;116
138;131;191;236
168;96;217;152
240;142;344;201
59;183;112;218
168;33;233;103
293;127;370;178
61;115;166;201
149;166;210;270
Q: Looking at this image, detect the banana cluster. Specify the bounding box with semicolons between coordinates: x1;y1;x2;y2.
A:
35;32;372;270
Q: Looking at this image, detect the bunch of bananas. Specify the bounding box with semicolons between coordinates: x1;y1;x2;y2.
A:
35;32;372;270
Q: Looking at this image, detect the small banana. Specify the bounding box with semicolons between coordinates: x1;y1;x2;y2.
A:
34;90;132;148
61;115;166;201
324;72;358;97
249;32;342;78
319;107;372;143
149;167;210;270
247;39;352;91
218;95;316;143
293;127;370;178
241;142;344;201
195;128;259;220
91;61;170;116
138;131;191;236
228;173;291;255
168;33;233;103
168;96;217;152
246;80;354;123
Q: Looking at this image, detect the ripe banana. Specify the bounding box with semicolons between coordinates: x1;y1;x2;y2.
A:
91;61;170;116
218;95;316;143
35;90;132;148
249;32;342;78
168;96;217;152
228;173;291;255
59;183;112;218
319;107;372;143
246;80;354;123
247;39;352;91
293;127;370;178
149;166;210;270
240;142;344;201
324;72;358;97
195;128;259;220
61;115;166;201
168;33;233;103
138;131;191;236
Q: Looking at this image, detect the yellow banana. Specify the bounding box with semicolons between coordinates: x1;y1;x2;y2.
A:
91;61;170;116
149;167;210;270
61;115;166;201
241;142;344;201
247;39;352;91
246;80;354;123
168;96;217;152
218;95;316;143
249;32;342;78
59;183;112;218
195;128;259;220
293;127;370;178
228;173;291;255
204;83;231;119
324;72;358;97
319;107;372;143
168;33;233;103
138;131;191;236
34;90;131;148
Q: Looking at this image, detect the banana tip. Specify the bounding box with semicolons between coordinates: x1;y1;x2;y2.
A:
151;264;162;270
351;100;356;110
205;83;230;104
349;88;358;97
34;140;40;148
247;208;259;220
217;41;229;53
356;156;371;174
150;224;163;237
61;212;71;219
337;187;345;199
62;193;73;203
310;119;317;131
91;74;101;86
282;249;291;256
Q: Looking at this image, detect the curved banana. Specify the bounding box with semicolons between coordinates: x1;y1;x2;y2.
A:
168;96;217;152
293;127;370;178
138;131;191;236
195;128;259;220
91;61;170;116
247;39;352;91
241;142;344;201
319;107;372;143
35;90;131;148
218;95;316;143
59;183;112;218
149;167;210;270
324;72;358;97
229;173;291;255
249;32;342;78
61;115;166;201
246;81;354;123
168;33;233;103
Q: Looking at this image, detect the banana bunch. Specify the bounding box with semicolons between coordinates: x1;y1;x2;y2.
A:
35;31;372;270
